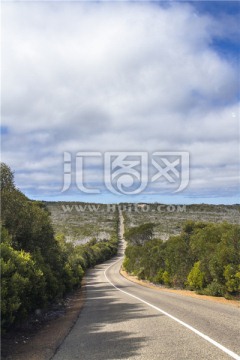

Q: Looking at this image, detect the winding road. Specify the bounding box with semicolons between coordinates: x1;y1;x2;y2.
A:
53;212;240;360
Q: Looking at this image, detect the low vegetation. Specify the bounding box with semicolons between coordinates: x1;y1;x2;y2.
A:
46;202;117;244
123;221;240;298
0;163;118;332
122;203;240;240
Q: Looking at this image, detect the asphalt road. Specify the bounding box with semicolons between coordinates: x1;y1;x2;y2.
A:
53;235;240;360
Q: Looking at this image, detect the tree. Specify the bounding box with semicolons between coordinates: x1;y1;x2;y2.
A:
1;234;46;330
123;220;240;298
187;261;205;290
125;223;155;245
224;265;240;294
0;163;14;190
1;163;119;332
164;234;193;287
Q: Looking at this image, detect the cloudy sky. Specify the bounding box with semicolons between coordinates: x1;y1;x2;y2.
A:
1;1;239;204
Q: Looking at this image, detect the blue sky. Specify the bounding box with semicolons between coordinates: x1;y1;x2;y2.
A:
1;1;239;204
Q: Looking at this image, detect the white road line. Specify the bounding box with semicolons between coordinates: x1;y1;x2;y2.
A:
104;257;240;360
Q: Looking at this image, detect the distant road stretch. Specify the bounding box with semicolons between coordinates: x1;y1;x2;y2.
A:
53;214;240;360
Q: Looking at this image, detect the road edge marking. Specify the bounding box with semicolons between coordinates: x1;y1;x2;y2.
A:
104;257;240;360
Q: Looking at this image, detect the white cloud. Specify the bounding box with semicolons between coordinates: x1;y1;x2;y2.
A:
1;2;239;201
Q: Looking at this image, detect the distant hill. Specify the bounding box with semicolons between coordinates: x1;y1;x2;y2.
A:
122;203;240;240
46;202;117;244
46;202;239;243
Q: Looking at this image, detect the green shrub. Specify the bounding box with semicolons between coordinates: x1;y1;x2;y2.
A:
1;163;119;332
153;269;164;284
162;271;171;286
123;220;239;299
224;264;240;294
1;242;46;330
187;261;205;290
203;280;225;297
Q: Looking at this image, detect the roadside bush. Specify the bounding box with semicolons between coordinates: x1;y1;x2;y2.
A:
1;241;46;330
186;261;205;290
123;220;240;298
203;280;225;297
1;163;119;332
162;271;171;286
153;268;164;284
224;264;240;294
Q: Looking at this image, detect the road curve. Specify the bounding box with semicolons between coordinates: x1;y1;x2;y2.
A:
53;216;240;360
